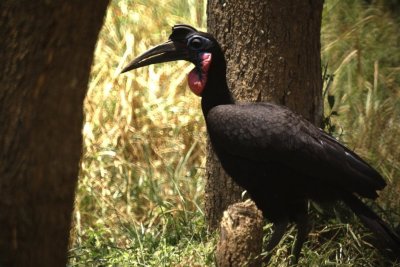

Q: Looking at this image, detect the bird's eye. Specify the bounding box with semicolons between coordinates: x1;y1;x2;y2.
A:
188;37;203;50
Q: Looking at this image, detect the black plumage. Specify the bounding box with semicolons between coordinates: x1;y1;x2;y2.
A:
121;24;400;263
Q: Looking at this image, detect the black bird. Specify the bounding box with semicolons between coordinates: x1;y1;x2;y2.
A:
121;25;400;263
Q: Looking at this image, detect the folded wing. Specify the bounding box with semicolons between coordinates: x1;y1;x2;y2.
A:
206;103;385;199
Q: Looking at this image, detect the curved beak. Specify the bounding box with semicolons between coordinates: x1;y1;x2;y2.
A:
121;40;189;73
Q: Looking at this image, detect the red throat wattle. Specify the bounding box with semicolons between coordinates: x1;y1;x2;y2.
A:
188;53;212;96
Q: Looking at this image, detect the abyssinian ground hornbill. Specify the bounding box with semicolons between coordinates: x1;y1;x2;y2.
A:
122;25;400;262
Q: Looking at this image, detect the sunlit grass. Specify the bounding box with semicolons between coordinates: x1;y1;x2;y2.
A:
68;0;212;266
69;0;400;266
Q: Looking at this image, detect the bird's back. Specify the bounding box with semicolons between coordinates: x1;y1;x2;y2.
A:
205;102;385;219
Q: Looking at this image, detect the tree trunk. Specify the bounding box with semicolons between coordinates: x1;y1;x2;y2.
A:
206;0;324;259
0;1;109;266
206;0;323;230
216;200;264;267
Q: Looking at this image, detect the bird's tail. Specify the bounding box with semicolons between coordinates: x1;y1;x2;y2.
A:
343;194;400;260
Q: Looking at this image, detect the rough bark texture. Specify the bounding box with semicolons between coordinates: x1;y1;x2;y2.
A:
216;200;264;267
206;0;323;264
0;1;109;266
206;0;324;229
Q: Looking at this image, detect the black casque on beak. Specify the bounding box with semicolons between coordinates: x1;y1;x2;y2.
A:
121;40;189;73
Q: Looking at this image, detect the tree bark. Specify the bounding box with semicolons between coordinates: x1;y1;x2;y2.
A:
0;1;109;266
216;200;264;267
206;1;323;263
206;0;323;230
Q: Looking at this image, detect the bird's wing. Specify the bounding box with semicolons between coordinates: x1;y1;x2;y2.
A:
206;103;385;198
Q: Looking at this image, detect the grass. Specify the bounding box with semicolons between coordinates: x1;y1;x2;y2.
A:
68;1;212;266
68;0;400;266
322;0;400;225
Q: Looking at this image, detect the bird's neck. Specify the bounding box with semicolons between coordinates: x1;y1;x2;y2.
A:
200;56;234;116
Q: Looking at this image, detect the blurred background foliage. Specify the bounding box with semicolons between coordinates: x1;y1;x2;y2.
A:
68;0;400;266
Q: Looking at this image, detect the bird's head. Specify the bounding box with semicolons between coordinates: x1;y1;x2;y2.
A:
121;24;221;96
